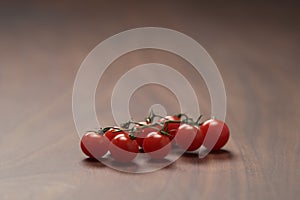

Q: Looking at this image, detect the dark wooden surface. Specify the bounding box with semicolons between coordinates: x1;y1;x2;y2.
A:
0;1;299;200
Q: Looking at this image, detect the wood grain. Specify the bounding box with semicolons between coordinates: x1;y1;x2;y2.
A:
0;1;299;200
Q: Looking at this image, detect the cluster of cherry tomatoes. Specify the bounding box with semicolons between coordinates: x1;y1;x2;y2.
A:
80;113;230;163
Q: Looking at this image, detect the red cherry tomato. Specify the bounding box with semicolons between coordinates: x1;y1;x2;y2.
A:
162;115;180;121
80;132;109;159
109;133;139;162
143;132;171;159
175;124;204;151
134;122;162;147
104;127;126;141
159;115;180;124
200;119;230;151
159;115;181;141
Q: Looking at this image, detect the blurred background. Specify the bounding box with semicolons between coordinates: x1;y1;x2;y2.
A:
0;1;299;200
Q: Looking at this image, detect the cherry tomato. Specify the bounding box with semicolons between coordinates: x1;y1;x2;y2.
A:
143;132;171;159
200;119;230;151
104;127;126;141
159;115;180;123
109;132;139;162
134;122;162;147
175;124;204;151
159;115;181;141
80;132;109;159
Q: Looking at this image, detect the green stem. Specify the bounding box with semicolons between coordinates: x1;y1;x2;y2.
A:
196;114;203;124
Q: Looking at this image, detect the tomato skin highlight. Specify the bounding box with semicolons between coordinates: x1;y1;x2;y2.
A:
175;124;204;151
109;133;139;162
143;132;171;159
80;132;109;159
159;115;181;142
200;119;230;151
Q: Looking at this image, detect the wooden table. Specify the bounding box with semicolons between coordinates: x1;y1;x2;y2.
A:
0;1;299;199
